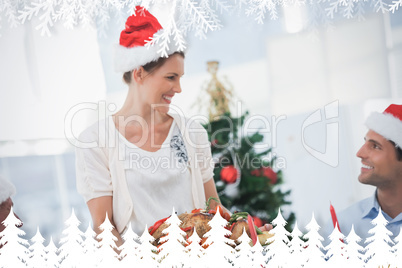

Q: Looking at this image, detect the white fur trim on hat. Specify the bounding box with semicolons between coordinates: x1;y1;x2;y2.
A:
0;176;16;203
365;112;402;147
113;30;183;73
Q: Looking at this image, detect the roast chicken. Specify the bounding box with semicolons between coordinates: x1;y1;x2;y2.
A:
149;210;273;247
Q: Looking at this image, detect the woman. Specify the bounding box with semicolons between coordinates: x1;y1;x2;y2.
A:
75;6;227;246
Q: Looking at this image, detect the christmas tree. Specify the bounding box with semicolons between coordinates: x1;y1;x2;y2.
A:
44;237;59;268
265;208;292;266
325;223;347;267
184;227;205;268
303;213;327;267
249;237;267;268
287;221;306;267
96;214;120;267
200;61;295;229
202;207;235;267
0;207;30;268
233;228;253;267
28;227;47;268
119;223;140;265
393;226;402;266
364;208;394;267
157;208;188;267
137;225;159;267
58;209;85;268
81;223;99;267
344;226;365;267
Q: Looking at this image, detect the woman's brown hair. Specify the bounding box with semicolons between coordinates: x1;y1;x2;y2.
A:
123;51;185;84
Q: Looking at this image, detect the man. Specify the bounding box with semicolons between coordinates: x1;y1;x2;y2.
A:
325;104;402;243
0;175;19;232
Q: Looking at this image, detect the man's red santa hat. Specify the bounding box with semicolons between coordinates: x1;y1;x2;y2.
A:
365;104;402;148
114;6;182;73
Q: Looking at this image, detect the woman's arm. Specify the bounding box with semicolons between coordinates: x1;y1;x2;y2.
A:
203;179;231;215
87;196;124;247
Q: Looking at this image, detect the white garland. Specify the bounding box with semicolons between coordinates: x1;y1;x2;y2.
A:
0;0;401;55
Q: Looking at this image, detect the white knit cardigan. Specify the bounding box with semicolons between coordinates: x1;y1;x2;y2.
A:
75;112;213;234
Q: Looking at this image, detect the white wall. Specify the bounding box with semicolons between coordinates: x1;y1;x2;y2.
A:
0;18;106;144
1;6;402;240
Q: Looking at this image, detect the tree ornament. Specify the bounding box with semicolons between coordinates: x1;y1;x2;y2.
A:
197;61;234;121
261;167;278;184
220;165;238;184
251;167;278;184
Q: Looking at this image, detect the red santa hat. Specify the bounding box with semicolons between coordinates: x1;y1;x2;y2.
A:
0;176;16;203
365;104;402;147
114;6;181;73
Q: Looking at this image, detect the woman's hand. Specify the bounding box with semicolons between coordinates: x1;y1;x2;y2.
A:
259;223;273;232
203;179;231;215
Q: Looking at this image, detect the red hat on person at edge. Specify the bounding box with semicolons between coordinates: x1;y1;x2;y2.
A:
365;104;402;148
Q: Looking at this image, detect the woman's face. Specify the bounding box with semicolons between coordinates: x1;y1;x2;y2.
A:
140;54;184;114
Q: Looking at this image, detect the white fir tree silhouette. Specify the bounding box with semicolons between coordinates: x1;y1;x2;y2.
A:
96;213;120;267
119;223;140;266
81;223;99;267
184;226;205;268
325;223;347;267
250;236;267;268
137;224;159;267
158;208;188;268
233;227;253;268
58;209;85;268
344;225;365;267
392;226;402;267
364;208;394;268
27;227;47;268
265;208;291;267
287;221;306;267
44;237;59;268
202;207;235;268
0;207;30;268
303;213;326;267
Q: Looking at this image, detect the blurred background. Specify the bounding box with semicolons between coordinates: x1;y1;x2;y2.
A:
1;2;402;244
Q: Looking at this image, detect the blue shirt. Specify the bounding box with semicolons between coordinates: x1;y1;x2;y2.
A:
322;191;402;246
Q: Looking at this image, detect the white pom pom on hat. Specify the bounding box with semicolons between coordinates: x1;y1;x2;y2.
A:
365;104;402;148
0;176;16;203
113;6;182;73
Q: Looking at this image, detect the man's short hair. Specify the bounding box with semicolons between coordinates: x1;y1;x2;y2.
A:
390;140;402;161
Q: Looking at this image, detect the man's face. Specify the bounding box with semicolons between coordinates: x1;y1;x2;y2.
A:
356;130;402;188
